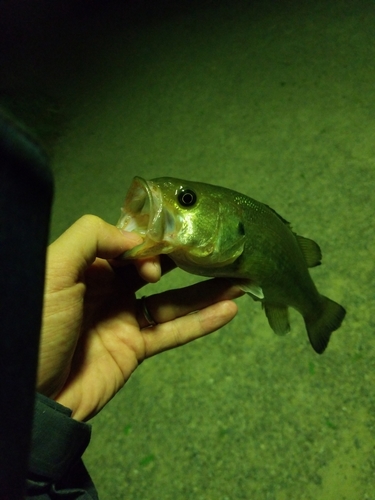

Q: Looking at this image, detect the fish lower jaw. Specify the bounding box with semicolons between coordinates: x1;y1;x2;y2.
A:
124;238;176;259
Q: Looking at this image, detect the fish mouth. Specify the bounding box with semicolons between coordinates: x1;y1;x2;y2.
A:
116;176;175;259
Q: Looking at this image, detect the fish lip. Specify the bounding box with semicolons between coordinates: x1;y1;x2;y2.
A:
117;176;156;235
116;176;172;258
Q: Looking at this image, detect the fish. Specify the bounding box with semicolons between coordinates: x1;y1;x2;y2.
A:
116;176;346;354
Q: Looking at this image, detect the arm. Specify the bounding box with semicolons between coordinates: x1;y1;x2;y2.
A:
27;394;97;499
27;215;243;496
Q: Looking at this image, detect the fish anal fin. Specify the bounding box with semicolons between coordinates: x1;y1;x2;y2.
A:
263;303;290;336
305;296;346;354
295;234;322;268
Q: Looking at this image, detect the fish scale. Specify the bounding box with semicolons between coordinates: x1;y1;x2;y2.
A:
117;176;346;354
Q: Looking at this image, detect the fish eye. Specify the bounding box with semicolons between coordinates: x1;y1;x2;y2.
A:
177;187;197;208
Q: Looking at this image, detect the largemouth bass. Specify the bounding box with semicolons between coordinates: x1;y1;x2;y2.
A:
117;176;346;353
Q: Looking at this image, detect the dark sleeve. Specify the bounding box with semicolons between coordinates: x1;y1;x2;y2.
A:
26;393;99;499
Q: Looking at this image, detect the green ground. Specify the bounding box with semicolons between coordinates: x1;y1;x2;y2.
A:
2;1;375;498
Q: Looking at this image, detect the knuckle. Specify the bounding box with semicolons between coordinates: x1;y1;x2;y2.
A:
76;214;102;229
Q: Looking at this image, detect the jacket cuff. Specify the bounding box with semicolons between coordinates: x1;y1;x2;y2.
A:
28;393;92;481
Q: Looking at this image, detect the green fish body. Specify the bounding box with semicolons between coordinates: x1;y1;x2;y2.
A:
117;176;346;353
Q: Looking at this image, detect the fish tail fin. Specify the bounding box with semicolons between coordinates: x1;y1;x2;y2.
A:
305;296;346;354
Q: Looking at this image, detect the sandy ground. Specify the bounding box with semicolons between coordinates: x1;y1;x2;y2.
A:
2;1;375;498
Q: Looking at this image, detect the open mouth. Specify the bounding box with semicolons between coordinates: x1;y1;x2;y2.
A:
117;176;156;235
116;176;174;259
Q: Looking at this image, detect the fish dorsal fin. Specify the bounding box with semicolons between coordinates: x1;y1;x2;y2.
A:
265;202;322;268
294;234;322;268
264;204;290;226
266;203;322;268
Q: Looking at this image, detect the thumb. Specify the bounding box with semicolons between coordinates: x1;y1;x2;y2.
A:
49;214;143;275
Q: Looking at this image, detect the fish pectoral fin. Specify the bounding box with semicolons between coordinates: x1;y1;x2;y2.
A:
230;279;264;299
295;234;322;268
263;303;290;336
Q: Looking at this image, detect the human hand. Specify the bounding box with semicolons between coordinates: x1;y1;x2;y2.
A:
38;215;243;421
